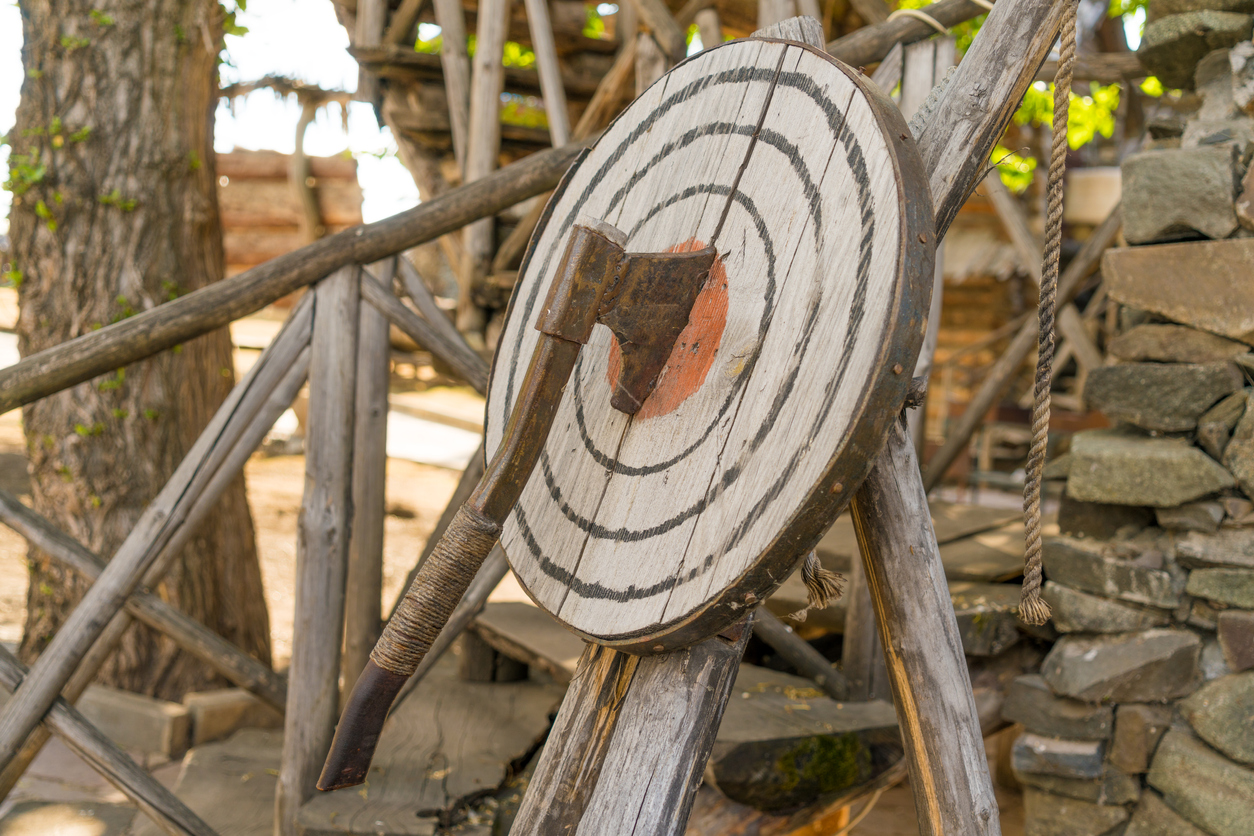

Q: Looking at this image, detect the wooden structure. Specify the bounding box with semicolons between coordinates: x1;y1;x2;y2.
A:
0;0;1087;834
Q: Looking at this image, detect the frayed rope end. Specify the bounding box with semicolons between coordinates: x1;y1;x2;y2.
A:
1019;592;1052;627
787;551;846;622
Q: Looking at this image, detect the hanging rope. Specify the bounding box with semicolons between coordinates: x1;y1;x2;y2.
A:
788;550;846;622
1020;0;1079;626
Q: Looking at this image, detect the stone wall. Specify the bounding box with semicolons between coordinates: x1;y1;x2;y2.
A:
1010;14;1254;835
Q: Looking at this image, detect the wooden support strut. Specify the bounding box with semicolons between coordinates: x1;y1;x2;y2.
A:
0;298;315;777
277;266;360;836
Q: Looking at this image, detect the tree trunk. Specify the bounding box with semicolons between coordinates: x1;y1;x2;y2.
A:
8;0;271;701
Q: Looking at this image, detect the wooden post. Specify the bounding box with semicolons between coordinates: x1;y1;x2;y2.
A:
458;0;512;342
276;266;360;836
510;617;752;835
432;0;472;171
842;556;891;701
850;420;998;835
694;7;721;49
0;298;314;775
629;0;688;63
636;33;667;95
342;260;393;698
354;0;387;103
524;0;572;146
0;647;218;836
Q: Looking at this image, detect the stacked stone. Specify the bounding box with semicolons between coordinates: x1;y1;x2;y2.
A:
1005;15;1254;833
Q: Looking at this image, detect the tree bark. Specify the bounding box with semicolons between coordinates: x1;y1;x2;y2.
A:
9;0;270;700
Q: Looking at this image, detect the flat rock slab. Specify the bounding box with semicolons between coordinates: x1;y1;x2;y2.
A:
1156;501;1225;534
1108;324;1252;364
1148;729;1254;836
1224;391;1254;499
1177;527;1254;569
711;665;900;812
1137;11;1254;88
1043;536;1182;609
1084;362;1242;431
76;684;191;759
1110;703;1173;774
1013;765;1140;806
1187;567;1254;607
1001;674;1113;740
938;521;1025;583
1012;732;1104;780
1043;581;1172;634
1067;428;1235;507
1058;495;1153;540
1179;672;1254;764
1120;143;1240;241
0;801;137;836
1218;609;1254;671
1125;790;1211;836
1021;787;1129;836
1104;239;1254;344
470;601;585;684
1042;629;1202;703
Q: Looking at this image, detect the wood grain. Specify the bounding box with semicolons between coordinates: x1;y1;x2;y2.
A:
0;646;218;836
510;617;752;835
486;38;933;651
524;0;572;146
277;267;360;836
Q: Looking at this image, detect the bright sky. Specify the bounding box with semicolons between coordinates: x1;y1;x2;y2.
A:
0;0;417;238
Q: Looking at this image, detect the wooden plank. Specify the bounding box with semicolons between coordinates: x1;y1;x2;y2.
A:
277;266;360;836
299;652;563;835
0;490;287;711
469;601;585;684
360;265;489;393
922;204;1121;491
851;420;999;836
939;521;1025;582
629;0;688;63
826;0;990;68
432;0;471;169
487;37;933;653
0;646;218;836
0;139;588;415
869;40;903;94
524;0;572;146
510;620;752;835
752;607;849;699
343;261;393;696
0;298;314;775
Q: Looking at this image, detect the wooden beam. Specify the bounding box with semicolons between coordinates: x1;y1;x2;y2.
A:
1038;51;1145;83
0;646;218;836
0;301;314;775
276;267;360;836
360;267;489;393
753;607;849;700
629;0;688;63
842;554;891;701
827;0;992;68
851;420;998;836
695;6;722;49
524;0;572;146
354;0;388;102
922;205;1121;491
0;138;588;416
0;490;287;711
383;0;426;46
636;31;667;95
849;0;889;25
510;618;753;834
432;0;472;169
343;260;394;697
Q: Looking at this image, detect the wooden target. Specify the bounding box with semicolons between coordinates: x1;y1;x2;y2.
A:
485;36;935;652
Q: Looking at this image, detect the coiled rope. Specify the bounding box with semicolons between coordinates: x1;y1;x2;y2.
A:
1020;0;1079;626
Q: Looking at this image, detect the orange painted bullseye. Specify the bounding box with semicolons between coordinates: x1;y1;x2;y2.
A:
606;239;728;420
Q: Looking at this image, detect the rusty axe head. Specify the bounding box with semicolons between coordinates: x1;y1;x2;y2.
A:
535;218;717;414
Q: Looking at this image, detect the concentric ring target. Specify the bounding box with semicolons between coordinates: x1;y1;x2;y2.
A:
484;37;935;652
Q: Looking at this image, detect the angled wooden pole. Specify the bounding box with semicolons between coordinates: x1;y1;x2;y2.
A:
0;298;314;775
277;266;361;836
0;646;218;836
524;0;572;146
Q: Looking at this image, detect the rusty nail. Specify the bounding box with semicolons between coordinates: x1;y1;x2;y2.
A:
917;233;927;243
893;363;904;374
652;644;665;652
830;481;843;494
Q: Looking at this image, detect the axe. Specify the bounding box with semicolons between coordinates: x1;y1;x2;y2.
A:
319;219;716;790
